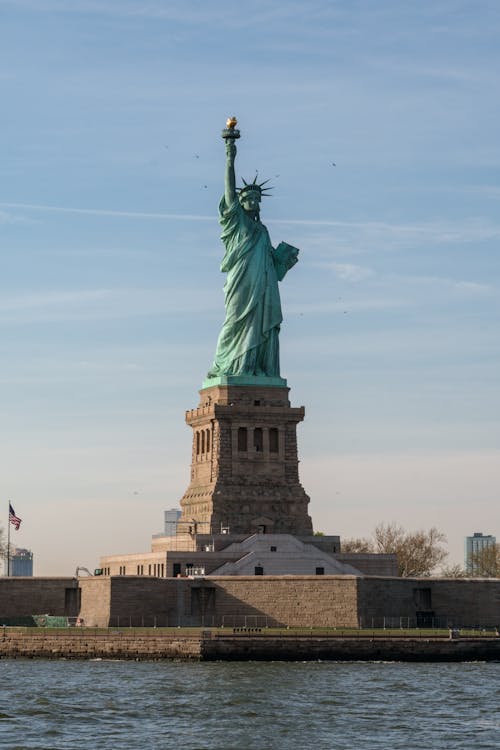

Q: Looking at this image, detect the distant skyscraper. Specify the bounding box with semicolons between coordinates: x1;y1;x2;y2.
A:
163;509;181;536
10;548;34;576
465;532;496;574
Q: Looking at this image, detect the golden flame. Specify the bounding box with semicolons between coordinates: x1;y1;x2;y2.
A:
226;116;238;129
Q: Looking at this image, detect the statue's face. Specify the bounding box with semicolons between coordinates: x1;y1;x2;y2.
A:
240;192;261;215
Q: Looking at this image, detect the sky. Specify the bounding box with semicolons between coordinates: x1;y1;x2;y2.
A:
1;0;499;575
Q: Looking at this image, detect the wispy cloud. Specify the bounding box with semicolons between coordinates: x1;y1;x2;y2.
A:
379;273;490;295
271;217;500;244
0;209;32;225
457;185;500;200
0;0;312;27
316;265;491;296
286;297;406;315
325;262;374;282
0;287;219;322
4;202;500;249
0;202;213;222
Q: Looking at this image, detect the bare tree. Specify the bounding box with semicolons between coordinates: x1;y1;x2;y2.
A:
340;537;374;553
342;523;448;577
373;523;448;577
469;544;500;577
440;564;468;578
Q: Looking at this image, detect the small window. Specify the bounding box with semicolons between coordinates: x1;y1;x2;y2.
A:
269;428;279;453
270;546;277;552
316;567;325;575
414;588;432;610
254;427;263;452
258;524;266;534
173;563;181;577
255;566;264;576
206;429;210;452
254;400;261;406
201;430;205;453
196;432;200;455
238;427;248;451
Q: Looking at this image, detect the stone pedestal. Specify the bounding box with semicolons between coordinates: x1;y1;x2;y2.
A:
178;383;313;536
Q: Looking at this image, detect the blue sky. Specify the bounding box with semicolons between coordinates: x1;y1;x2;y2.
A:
1;0;498;574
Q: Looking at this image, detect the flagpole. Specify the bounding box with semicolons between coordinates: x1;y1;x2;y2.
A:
7;501;11;577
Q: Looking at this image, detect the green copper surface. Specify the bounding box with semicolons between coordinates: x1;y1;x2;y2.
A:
206;125;299;384
202;374;287;390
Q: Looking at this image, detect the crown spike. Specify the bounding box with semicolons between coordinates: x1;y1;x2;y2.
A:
238;175;274;199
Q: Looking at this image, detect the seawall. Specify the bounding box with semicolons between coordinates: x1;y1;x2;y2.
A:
1;630;500;662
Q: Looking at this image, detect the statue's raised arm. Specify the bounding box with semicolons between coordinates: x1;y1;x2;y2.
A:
222;116;239;206
224;139;237;206
205;118;300;386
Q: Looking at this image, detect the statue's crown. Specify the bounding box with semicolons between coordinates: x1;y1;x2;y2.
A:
237;176;273;198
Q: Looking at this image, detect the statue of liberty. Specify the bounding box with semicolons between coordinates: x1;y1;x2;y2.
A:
207;118;300;383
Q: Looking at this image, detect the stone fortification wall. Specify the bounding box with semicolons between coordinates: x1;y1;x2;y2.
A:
79;576;360;628
428;578;500;625
0;630;202;660
0;577;79;620
3;575;499;631
202;634;500;662
78;577;112;627
79;577;197;628
109;577;180;626
209;576;360;628
357;577;500;627
81;575;500;629
1;630;499;662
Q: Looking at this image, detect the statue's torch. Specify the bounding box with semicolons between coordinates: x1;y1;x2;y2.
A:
222;116;240;142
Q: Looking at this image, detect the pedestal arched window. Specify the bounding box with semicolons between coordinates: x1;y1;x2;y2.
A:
238;427;247;451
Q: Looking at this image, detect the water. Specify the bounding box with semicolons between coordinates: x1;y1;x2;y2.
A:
0;660;498;749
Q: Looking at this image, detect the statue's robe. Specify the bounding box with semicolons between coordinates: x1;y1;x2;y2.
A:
208;196;288;378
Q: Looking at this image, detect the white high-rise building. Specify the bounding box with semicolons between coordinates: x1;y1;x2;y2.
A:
465;532;496;574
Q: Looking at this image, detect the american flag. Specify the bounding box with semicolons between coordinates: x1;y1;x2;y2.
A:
9;504;21;530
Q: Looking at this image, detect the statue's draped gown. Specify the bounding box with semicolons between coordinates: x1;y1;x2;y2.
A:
208;196;285;378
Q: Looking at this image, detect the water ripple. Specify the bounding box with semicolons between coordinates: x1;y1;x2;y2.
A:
0;660;498;749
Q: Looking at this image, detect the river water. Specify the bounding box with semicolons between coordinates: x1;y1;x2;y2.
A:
0;660;498;749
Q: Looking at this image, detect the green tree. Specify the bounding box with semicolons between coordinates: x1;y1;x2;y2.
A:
469;544;500;577
341;523;448;577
